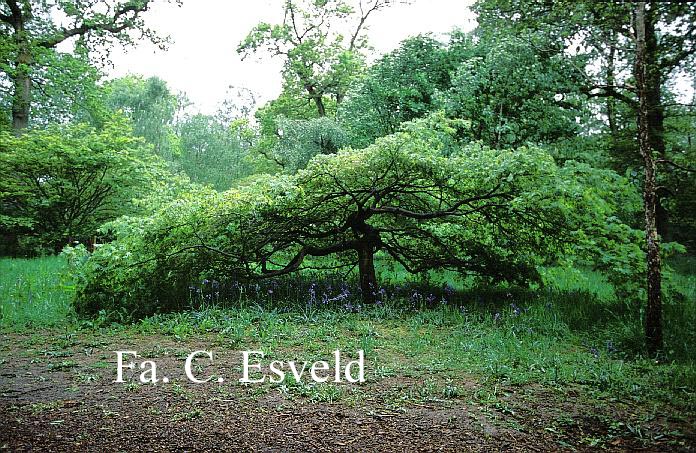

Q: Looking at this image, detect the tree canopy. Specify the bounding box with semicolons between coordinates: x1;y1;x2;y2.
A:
74;116;642;316
0;116;174;254
238;0;401;117
0;0;180;132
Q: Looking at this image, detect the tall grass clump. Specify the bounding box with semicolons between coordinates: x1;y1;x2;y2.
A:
0;256;74;327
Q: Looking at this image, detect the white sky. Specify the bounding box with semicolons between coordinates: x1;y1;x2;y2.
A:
104;0;477;114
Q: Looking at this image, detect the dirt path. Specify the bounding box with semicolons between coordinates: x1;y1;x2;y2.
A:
1;331;693;452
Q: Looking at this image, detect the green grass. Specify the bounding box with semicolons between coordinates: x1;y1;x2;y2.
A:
667;256;696;302
0;256;75;327
663;257;696;360
1;254;695;415
128;295;696;413
540;266;615;301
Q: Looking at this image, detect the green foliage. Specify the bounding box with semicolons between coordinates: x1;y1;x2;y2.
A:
72;184;226;316
22;50;105;127
102;75;182;161
339;35;457;147
237;0;371;117
442;34;584;149
257;115;350;172
472;0;696;253
74;115;643;317
177;113;253;189
0;40;103;127
0;116;171;253
0;0;180;130
662;104;696;251
252;88;338;172
549;161;643;295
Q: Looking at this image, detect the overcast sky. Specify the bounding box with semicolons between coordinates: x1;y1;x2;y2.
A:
104;0;477;114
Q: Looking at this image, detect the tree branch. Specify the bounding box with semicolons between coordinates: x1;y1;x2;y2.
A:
656;158;695;173
659;23;696;71
349;0;384;51
372;184;507;220
38;2;150;48
259;240;359;278
581;84;638;108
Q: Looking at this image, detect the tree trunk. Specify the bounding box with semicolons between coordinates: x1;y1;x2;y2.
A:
306;85;327;117
313;95;326;117
635;1;663;356
643;5;669;240
357;243;377;305
606;34;617;136
12;38;32;134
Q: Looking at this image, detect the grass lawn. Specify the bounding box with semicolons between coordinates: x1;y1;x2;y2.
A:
1;256;695;450
0;256;74;327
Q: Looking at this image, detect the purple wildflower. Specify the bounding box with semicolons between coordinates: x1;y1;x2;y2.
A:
510;303;521;316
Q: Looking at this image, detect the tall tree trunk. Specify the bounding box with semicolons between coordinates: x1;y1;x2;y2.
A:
635;1;663;356
12;36;32;134
606;32;617;136
643;5;669;240
357;243;377;305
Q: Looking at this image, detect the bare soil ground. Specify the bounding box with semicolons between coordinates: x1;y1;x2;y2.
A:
1;331;693;452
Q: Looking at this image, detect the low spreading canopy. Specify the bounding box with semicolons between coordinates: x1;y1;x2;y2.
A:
75;116;642;316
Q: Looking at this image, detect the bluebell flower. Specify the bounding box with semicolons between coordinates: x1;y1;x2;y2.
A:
510;303;521;316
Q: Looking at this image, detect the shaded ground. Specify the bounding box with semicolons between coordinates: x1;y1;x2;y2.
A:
1;330;693;452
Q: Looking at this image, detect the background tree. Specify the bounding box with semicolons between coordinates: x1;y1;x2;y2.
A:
338;34;456;147
102;75;183;161
474;0;696;354
635;0;662;356
0;116;171;254
238;0;402;118
255;115;349;173
177;113;253;189
0;0;180;133
442;34;585;150
663;99;696;251
2;50;105;127
474;0;696;239
251;89;327;171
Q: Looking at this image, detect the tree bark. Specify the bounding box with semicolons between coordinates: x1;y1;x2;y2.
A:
306;85;326;117
357;242;377;305
643;6;670;240
313;96;326;117
12;46;32;134
8;2;32;135
635;1;663;356
351;212;381;304
606;33;617;136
